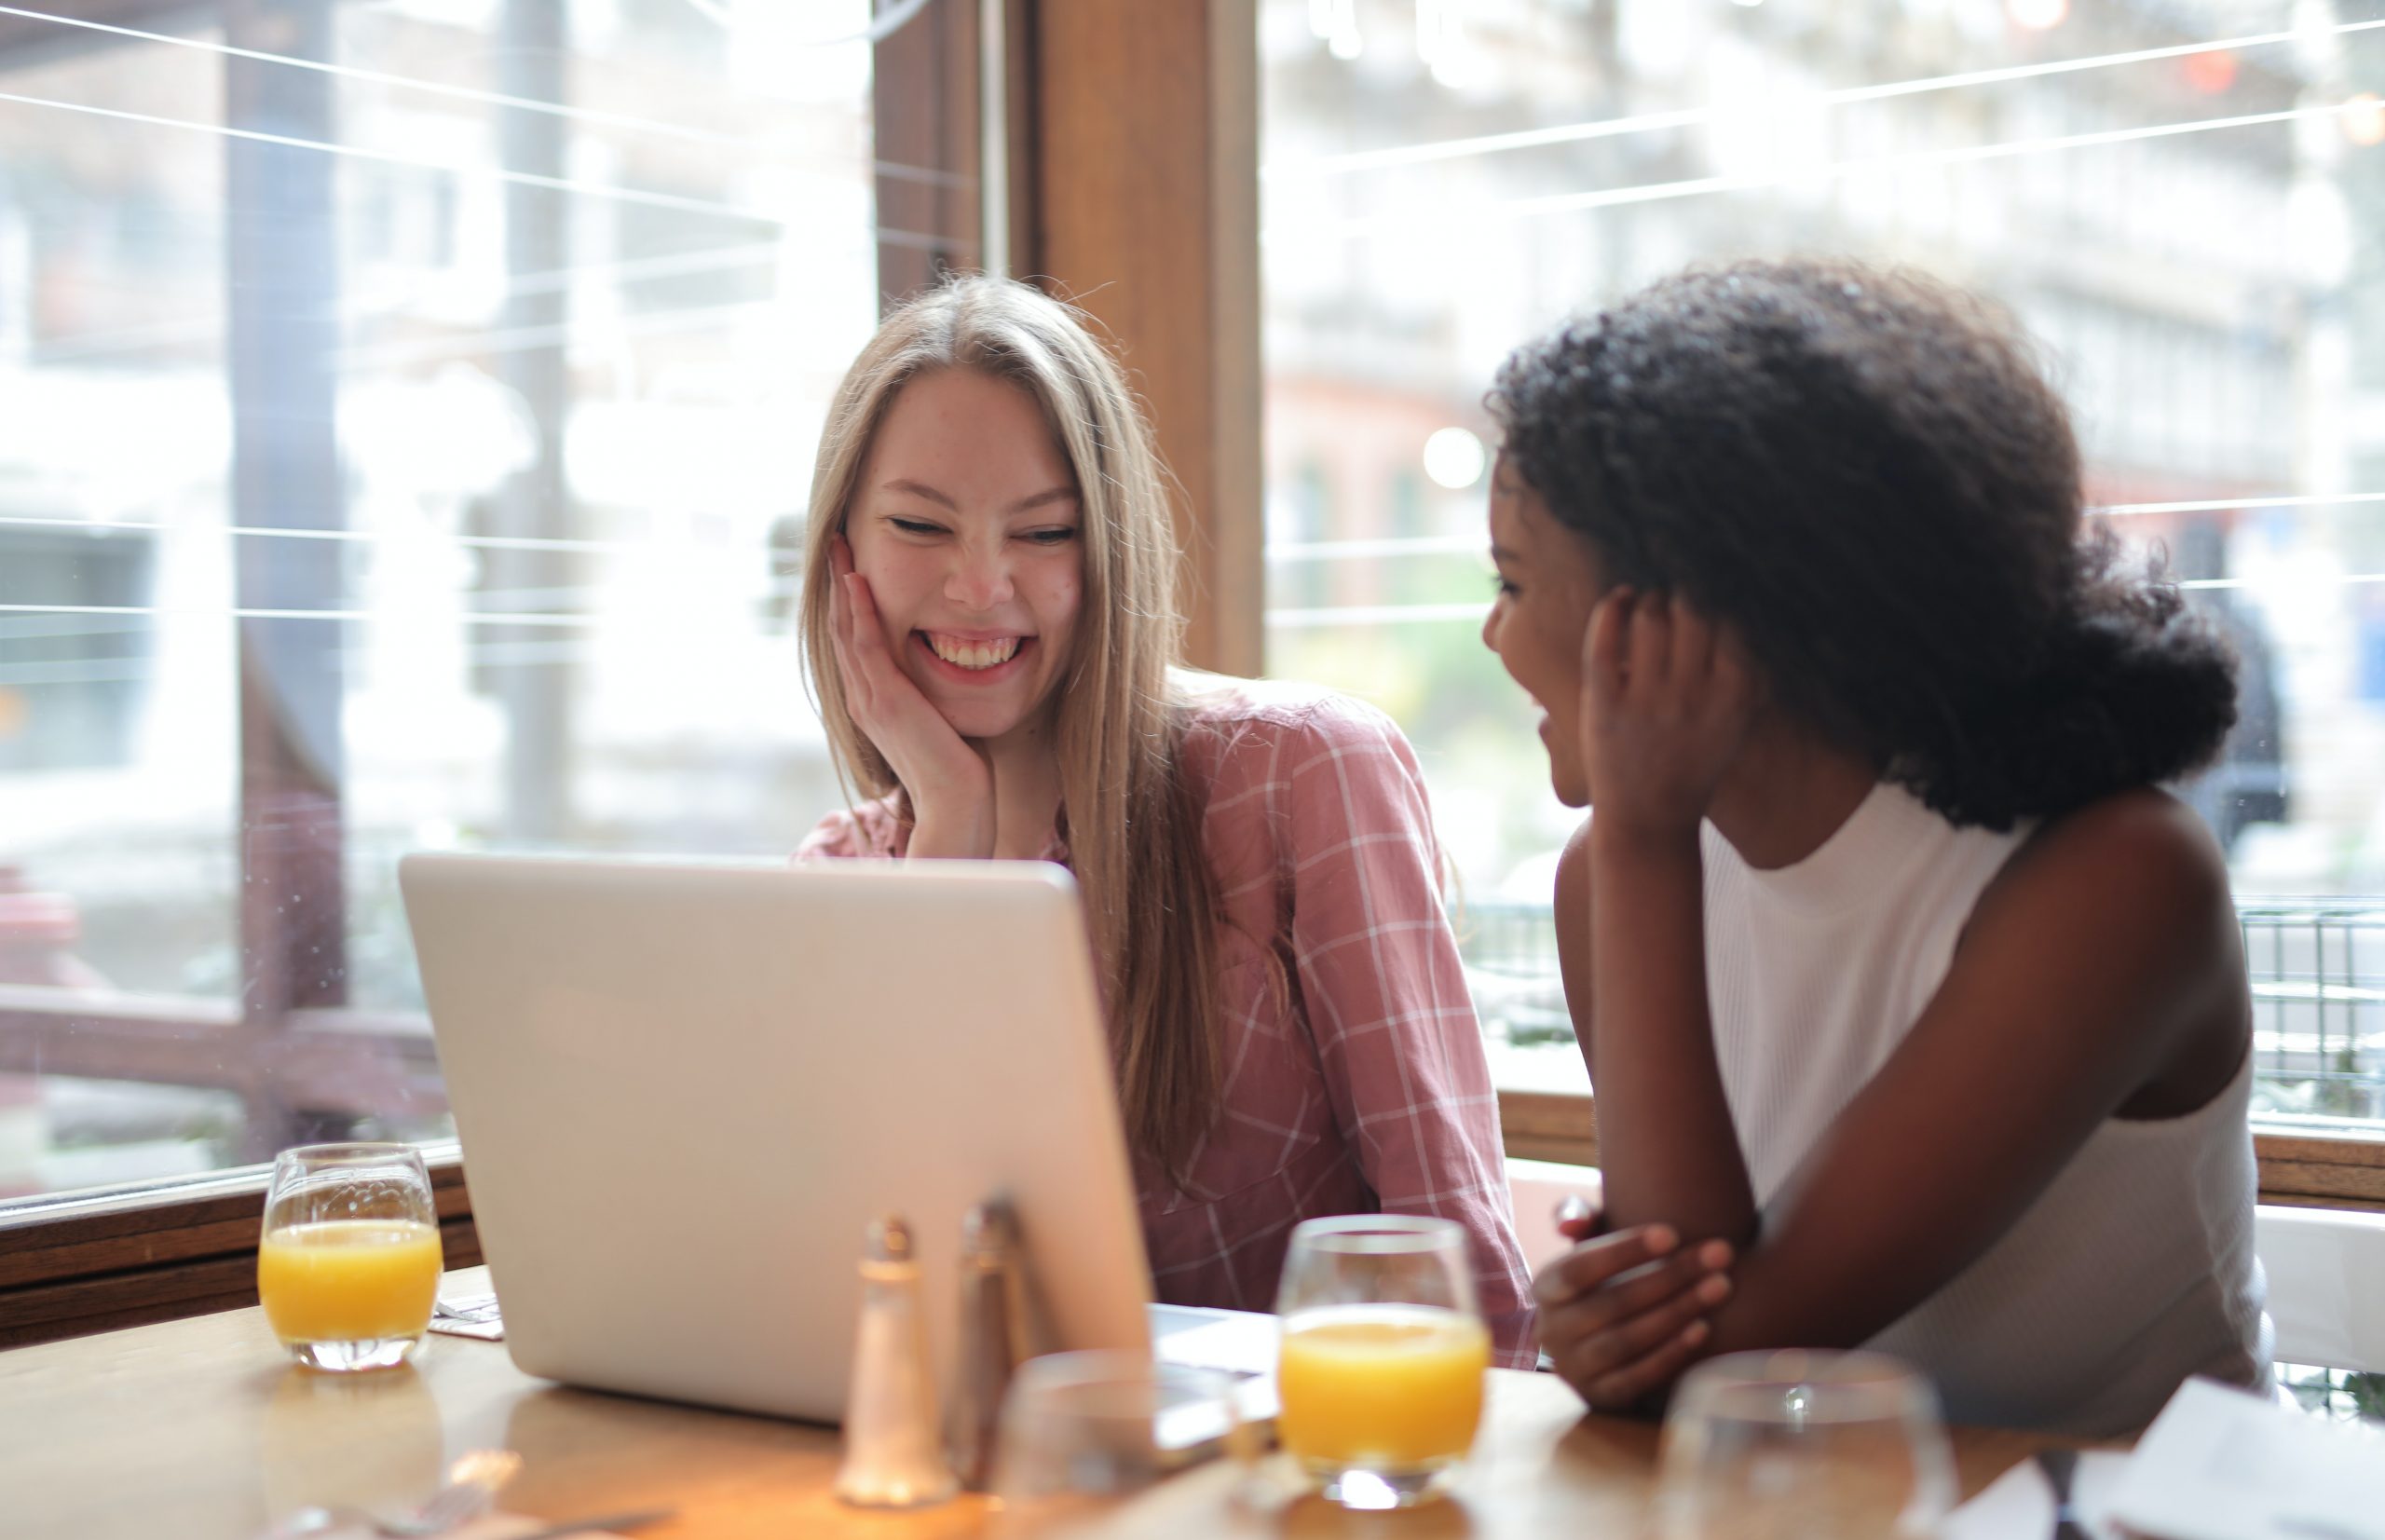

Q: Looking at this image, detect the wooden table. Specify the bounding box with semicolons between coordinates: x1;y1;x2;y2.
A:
0;1267;2062;1539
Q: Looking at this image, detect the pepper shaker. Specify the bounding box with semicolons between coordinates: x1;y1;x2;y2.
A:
947;1200;1029;1491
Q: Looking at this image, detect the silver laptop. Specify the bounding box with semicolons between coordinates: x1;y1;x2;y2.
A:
400;852;1274;1424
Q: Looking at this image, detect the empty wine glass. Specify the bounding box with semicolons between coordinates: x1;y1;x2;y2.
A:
988;1351;1247;1537
1652;1349;1956;1540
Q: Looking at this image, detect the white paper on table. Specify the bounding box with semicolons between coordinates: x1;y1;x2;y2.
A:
1940;1451;2130;1540
263;1517;639;1540
429;1289;505;1341
2107;1376;2385;1540
464;1518;640;1539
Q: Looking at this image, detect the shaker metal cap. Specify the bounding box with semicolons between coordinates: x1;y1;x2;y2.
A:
959;1199;1017;1258
866;1213;914;1264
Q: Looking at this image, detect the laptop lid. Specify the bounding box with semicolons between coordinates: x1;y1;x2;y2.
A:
398;852;1154;1423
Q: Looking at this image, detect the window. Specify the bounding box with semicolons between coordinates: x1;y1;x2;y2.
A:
1260;0;2385;1154
0;0;983;1205
0;527;154;772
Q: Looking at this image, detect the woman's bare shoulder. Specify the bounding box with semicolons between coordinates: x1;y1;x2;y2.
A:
1993;787;2232;939
1965;786;2246;1109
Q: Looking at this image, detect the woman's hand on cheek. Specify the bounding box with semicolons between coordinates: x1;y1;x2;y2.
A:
828;535;995;858
1533;1222;1734;1414
1577;588;1756;843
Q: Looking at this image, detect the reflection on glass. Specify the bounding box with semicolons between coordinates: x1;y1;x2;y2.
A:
0;0;977;1200
257;1362;445;1527
1259;0;2385;1129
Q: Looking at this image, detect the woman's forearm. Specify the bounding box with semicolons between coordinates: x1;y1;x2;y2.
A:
1588;824;1756;1245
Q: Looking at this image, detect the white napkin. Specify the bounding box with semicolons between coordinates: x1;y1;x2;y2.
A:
449;1517;638;1540
1940;1450;2130;1540
272;1518;636;1540
2106;1377;2385;1540
429;1289;505;1342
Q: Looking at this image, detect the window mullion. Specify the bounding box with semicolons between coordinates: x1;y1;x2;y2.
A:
225;0;348;1171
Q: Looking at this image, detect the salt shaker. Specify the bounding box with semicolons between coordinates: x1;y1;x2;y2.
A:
947;1200;1029;1491
833;1214;957;1509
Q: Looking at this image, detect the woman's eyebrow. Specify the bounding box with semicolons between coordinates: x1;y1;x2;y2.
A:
880;478;957;509
877;479;1078;513
1489;543;1522;564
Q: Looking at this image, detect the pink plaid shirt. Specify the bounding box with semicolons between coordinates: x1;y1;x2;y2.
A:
797;679;1534;1363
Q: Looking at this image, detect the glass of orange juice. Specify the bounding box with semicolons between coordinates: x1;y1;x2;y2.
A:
258;1143;442;1371
1274;1214;1489;1509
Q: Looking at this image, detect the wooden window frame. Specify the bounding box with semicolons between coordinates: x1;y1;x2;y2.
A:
7;0;2382;1352
1021;0;1265;678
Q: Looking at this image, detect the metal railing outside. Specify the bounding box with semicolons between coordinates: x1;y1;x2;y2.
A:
1456;895;2385;1129
2236;898;2385;1126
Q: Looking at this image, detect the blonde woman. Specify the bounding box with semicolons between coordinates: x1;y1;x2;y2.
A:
794;276;1532;1358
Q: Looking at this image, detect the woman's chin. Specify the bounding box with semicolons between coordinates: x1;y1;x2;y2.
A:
940;713;1018;743
930;698;1034;743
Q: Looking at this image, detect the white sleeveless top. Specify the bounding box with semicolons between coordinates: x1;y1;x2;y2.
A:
1701;781;2271;1436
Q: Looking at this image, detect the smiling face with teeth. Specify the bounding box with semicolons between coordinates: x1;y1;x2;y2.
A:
843;367;1085;746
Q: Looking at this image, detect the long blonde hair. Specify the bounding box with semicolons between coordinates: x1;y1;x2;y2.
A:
799;277;1227;1179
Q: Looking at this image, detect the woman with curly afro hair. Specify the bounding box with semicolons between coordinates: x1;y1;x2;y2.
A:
1487;258;2269;1436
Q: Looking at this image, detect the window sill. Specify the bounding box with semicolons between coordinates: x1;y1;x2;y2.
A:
3;1089;2375;1350
0;1143;478;1349
1492;1087;2385;1213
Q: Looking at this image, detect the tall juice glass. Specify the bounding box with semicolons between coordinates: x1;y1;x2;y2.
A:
258;1143;441;1371
1274;1214;1489;1509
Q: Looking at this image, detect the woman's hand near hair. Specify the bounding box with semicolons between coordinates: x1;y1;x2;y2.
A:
1576;587;1760;1250
1578;588;1758;846
827;535;996;859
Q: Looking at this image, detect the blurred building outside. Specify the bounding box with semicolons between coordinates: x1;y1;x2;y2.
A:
1258;0;2385;1116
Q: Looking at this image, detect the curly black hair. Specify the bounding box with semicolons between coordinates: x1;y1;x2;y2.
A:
1488;256;2237;831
